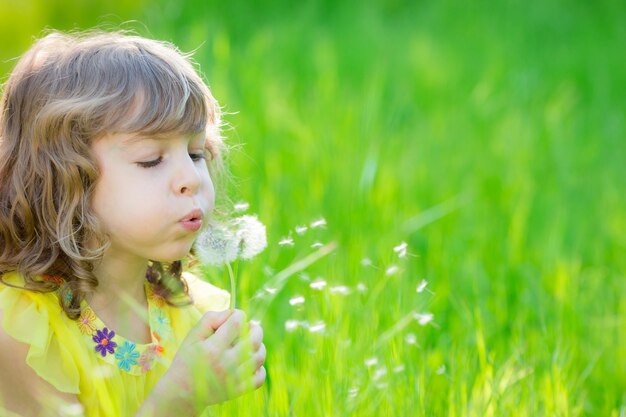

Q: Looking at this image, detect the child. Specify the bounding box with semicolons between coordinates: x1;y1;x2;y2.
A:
0;30;266;416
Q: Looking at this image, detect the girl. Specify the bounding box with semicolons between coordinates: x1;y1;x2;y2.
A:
0;30;266;416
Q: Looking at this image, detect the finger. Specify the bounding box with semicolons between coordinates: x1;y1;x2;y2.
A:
234;320;263;352
187;309;234;342
212;309;247;350
236;343;266;375
229;322;262;356
248;322;263;351
253;366;267;389
236;365;266;394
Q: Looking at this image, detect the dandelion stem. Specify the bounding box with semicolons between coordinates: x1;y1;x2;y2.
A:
226;262;236;309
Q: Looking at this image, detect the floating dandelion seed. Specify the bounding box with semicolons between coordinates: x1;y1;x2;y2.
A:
289;296;305;306
364;357;378;367
295;225;308;235
414;312;434;326
436;365;446;375
348;387;359;399
393;241;408;258
310;218;327;228
310;279;327;290
361;258;373;267
309;321;326;333
311;241;324;249
285;320;301;332
330;285;350;295
416;279;428;293
298;273;311;282
375;382;389;389
385;265;400;276
404;333;417;345
373;367;388;381
279;237;294;246
265;287;278;295
233;201;250;212
393;364;405;373
356;282;367;292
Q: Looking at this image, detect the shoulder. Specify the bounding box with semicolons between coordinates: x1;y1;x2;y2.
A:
0;307;80;416
182;271;230;313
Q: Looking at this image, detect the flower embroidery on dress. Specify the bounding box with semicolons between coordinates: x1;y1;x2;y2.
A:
77;308;97;335
115;341;140;372
75;281;174;375
93;328;117;357
152;309;173;340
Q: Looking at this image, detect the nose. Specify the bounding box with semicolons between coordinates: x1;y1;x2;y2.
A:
174;153;202;196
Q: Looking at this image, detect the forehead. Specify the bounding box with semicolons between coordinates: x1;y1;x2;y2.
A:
117;131;206;147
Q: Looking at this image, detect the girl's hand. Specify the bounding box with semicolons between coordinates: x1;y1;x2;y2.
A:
151;309;266;413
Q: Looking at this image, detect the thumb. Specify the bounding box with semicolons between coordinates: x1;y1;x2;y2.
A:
186;309;234;343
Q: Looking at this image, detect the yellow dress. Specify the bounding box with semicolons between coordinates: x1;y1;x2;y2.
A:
0;270;230;416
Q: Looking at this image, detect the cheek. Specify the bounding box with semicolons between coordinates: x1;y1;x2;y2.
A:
204;177;216;210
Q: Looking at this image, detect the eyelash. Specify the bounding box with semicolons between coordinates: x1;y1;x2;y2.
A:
137;153;206;169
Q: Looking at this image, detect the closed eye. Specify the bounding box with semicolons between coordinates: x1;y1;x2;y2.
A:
190;152;207;162
137;156;163;168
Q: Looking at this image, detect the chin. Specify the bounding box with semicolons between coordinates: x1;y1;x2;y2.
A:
150;247;193;264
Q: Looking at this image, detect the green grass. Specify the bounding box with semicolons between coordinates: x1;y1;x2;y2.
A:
2;0;625;415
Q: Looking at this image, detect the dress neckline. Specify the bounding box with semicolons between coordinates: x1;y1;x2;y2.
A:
72;280;174;375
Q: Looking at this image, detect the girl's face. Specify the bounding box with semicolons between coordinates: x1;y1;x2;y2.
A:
91;132;215;262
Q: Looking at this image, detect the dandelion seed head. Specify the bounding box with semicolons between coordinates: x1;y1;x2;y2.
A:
194;221;240;265
416;279;428;293
310;279;327;290
232;215;267;260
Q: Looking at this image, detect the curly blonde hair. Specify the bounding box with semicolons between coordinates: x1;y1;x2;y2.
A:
0;30;226;319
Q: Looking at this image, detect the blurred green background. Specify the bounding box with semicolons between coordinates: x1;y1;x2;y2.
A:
1;0;625;415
